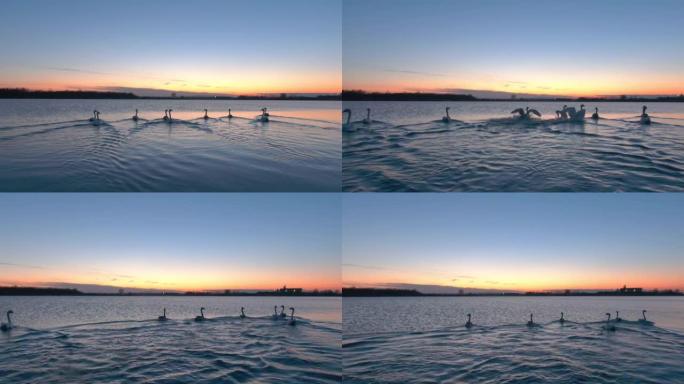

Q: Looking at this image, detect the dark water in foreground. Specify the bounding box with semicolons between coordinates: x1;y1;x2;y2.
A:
0;297;341;383
343;101;684;192
343;297;684;383
0;99;340;192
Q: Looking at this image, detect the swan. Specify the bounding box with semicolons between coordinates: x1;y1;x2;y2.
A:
638;310;653;325
560;312;565;324
342;108;352;126
89;110;101;122
132;109;139;121
272;305;279;320
615;311;621;322
526;313;535;327
228;108;234;119
279;305;287;319
240;307;246;319
158;308;167;321
288;307;296;326
0;310;13;332
604;313;616;331
168;109;173;122
640;106;651;124
194;307;205;322
362;108;372;124
203;109;209;120
512;107;541;119
567;104;586;121
163;109;169;121
559;105;569;120
591;107;599;120
442;107;451;123
465;313;473;328
259;108;269;122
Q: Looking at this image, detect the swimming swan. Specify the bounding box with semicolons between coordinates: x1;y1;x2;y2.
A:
272;305;279;320
132;109;140;121
343;109;352;126
640;106;651;125
168;109;173;122
615;311;622;322
259;108;269;122
89;110;101;122
465;313;473;328
362;108;372;124
638;310;653;325
567;104;586;121
279;305;287;319
527;313;535;327
194;307;205;322
162;109;169;121
228;108;234;119
591;107;599;120
560;312;565;324
203;109;209;120
604;313;616;331
0;310;13;332
158;308;167;321
442;107;451;123
288;307;296;326
240;307;246;319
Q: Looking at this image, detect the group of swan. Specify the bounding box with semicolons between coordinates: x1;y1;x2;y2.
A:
461;310;653;329
89;110;101;122
90;108;253;124
272;305;297;325
342;108;372;126
153;306;296;326
553;104;586;121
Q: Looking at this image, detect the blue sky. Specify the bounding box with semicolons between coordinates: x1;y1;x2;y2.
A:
0;0;341;95
0;194;341;291
343;0;684;96
343;194;684;291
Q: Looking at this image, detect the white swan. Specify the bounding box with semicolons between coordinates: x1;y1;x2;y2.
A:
362;108;372;124
132;109;139;121
567;104;586;122
465;313;473;328
604;313;616;331
560;312;565;324
558;105;569;120
240;307;246;319
279;305;287;319
194;307;205;322
203;109;209;120
228;108;234;119
615;311;621;322
158;308;167;321
526;313;535;327
259;108;269;122
272;305;279;320
288;307;296;326
163;109;169;121
512;107;541;119
591;107;599;120
89;110;101;123
442;107;451;123
342;109;352;126
168;109;173;122
0;310;13;332
638;310;653;325
640;106;651;125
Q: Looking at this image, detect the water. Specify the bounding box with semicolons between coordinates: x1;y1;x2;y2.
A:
0;296;340;383
0;99;341;191
343;297;684;383
343;101;684;191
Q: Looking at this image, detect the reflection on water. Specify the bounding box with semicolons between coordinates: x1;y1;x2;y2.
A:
343;297;684;383
343;101;684;192
0;99;341;191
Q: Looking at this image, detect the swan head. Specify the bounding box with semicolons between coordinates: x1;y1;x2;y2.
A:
581;104;585;109
343;109;351;113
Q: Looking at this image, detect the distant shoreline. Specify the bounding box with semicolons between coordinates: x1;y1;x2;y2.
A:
342;288;683;297
0;286;341;297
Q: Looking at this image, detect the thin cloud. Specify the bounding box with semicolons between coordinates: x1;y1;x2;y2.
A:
384;68;446;77
0;261;45;269
46;67;109;75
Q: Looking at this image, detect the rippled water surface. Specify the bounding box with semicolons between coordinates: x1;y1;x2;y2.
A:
0;99;341;191
343;297;684;383
0;296;341;383
343;101;684;191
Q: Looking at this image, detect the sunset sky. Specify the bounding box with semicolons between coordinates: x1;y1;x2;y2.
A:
0;0;341;96
0;194;341;292
344;0;684;97
343;194;684;292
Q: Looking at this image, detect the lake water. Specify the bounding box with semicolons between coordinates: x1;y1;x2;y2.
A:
0;296;340;383
343;297;684;383
343;101;684;191
0;99;341;192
